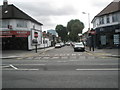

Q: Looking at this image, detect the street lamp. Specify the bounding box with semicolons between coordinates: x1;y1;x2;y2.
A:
82;12;91;31
82;12;92;51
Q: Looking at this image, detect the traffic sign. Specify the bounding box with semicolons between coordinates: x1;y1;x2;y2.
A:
90;30;96;35
34;32;38;38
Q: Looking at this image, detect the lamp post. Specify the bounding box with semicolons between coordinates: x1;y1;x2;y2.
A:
82;12;91;51
82;12;90;31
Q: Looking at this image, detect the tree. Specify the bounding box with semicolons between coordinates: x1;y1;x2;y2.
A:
67;19;84;42
55;25;68;42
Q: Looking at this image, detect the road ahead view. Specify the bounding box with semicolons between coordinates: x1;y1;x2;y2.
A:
2;46;119;88
1;0;120;89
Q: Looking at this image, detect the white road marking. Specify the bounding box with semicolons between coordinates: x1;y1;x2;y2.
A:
17;69;39;71
9;64;18;70
11;64;45;66
2;65;10;68
67;54;70;56
42;57;49;59
78;54;82;55
69;60;80;61
1;69;39;71
76;68;120;71
57;61;67;62
61;57;68;59
72;54;76;56
51;57;59;59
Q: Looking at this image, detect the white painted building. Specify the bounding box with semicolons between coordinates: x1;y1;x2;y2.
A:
91;0;120;48
0;0;44;50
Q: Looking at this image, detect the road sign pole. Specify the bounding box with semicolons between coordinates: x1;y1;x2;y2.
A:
35;44;37;53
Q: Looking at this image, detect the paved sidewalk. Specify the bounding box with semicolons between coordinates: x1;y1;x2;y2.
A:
1;47;55;59
85;46;120;58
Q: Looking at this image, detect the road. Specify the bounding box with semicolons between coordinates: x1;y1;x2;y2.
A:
2;46;119;88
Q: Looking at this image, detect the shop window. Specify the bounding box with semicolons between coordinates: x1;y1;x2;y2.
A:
114;34;119;45
100;35;106;45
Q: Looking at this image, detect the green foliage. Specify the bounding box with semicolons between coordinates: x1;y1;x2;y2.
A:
67;19;84;42
55;19;84;42
55;25;68;42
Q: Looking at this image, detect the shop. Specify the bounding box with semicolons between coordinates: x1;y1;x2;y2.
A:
95;24;120;48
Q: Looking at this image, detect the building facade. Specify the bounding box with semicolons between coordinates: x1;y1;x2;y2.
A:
92;0;120;48
0;0;43;50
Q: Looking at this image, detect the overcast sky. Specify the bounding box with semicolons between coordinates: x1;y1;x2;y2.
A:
0;0;114;32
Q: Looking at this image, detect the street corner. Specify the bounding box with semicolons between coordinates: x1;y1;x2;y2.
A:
85;50;94;56
85;49;112;57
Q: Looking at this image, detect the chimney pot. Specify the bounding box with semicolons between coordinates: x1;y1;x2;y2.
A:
3;0;8;7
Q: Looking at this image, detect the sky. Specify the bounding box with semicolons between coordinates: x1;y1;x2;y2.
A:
0;0;114;33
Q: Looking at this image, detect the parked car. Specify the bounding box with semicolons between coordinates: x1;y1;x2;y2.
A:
65;42;71;46
55;43;61;48
74;42;85;52
60;42;65;47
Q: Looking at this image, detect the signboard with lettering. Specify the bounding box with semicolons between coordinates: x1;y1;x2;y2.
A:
0;31;30;37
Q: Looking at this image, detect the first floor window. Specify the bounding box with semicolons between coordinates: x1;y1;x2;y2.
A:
112;14;118;22
16;20;27;28
1;20;9;28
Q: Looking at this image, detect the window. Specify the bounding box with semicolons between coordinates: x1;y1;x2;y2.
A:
114;34;119;44
16;20;27;28
99;17;104;24
0;20;2;28
112;14;118;22
100;35;106;45
106;15;110;23
1;20;9;28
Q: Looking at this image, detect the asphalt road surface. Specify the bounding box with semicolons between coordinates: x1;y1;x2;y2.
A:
2;46;119;88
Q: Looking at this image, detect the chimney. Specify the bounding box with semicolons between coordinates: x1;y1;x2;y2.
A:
3;0;8;7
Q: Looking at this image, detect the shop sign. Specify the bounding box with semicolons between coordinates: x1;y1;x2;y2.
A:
0;31;30;37
91;31;96;35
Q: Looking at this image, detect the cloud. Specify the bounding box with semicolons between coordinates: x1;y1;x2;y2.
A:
15;1;78;16
12;1;78;30
92;0;113;8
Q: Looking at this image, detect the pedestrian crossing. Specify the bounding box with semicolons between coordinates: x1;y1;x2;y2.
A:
16;53;109;60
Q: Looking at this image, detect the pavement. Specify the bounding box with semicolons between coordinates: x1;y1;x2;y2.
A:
1;47;55;59
0;46;120;59
85;46;120;58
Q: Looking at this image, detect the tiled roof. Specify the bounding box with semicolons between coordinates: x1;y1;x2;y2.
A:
96;1;120;17
0;4;43;25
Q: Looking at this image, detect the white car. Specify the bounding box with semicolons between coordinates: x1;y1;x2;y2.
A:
74;42;85;51
55;43;61;48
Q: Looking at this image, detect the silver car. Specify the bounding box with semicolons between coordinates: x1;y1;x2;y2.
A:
74;42;85;51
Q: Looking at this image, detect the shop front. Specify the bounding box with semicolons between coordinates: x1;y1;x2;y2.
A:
0;31;30;50
95;24;120;49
